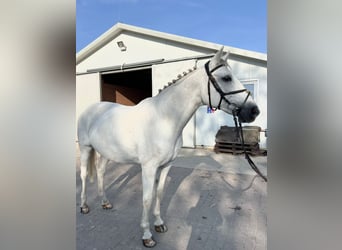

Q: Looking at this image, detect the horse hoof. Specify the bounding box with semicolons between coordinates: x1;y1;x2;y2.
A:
142;237;156;248
80;205;89;214
155;224;168;233
101;202;113;210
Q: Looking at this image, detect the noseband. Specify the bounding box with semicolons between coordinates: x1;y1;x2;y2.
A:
205;61;250;115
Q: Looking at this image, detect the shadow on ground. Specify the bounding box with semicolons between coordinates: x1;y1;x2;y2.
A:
76;149;267;250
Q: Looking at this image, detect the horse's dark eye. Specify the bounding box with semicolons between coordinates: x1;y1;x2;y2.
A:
222;75;232;82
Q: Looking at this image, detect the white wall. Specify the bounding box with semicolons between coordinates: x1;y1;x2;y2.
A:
76;73;101;139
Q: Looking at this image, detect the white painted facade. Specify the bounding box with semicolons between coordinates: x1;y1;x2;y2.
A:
76;23;267;148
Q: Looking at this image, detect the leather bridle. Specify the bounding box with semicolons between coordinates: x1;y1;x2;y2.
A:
205;61;250;115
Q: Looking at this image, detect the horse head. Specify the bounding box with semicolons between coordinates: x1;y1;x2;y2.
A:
202;47;260;123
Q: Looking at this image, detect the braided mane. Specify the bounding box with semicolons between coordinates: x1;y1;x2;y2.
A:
158;65;197;93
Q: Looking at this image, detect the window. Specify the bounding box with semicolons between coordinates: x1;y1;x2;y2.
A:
240;79;259;102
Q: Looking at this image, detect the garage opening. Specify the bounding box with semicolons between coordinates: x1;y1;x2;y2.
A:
101;68;152;106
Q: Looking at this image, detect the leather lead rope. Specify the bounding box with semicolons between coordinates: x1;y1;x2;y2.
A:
233;113;268;182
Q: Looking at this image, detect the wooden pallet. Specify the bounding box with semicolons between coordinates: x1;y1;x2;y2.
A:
214;141;260;155
214;126;267;156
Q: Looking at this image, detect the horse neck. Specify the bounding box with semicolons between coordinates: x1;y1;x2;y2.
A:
154;70;205;134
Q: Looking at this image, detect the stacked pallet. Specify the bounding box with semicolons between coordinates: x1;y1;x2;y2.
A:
214;126;265;155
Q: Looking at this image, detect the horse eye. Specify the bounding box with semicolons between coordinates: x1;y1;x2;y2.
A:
222;75;232;82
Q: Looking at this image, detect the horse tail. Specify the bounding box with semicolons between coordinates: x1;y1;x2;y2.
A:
88;148;96;183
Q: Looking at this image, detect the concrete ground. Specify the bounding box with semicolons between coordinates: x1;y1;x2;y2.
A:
76;147;267;250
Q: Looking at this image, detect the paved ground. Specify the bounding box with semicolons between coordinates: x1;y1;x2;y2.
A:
76;147;267;250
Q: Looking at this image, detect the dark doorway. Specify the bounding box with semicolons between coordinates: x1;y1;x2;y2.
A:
101;68;152;106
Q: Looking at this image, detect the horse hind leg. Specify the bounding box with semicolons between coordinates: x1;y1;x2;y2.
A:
79;145;95;214
96;156;112;210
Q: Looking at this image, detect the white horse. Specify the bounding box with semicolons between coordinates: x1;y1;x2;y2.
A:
77;47;260;248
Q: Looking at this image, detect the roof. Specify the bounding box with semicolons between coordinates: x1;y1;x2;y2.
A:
76;22;267;65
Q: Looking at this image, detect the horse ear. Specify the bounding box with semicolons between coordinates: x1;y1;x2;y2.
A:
210;46;224;67
222;51;230;62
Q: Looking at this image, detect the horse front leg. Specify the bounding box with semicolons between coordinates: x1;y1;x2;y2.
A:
153;164;171;233
141;164;158;248
96;156;112;210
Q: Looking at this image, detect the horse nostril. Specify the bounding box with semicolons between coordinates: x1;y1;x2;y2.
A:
251;106;260;116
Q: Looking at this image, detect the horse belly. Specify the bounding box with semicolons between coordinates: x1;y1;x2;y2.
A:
89;118;140;164
100;145;139;163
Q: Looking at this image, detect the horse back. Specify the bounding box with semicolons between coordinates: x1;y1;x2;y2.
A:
77;102;118;145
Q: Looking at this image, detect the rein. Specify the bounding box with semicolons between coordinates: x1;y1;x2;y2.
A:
205;61;267;182
232;112;268;182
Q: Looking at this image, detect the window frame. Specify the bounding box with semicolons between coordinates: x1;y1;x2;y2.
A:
240;79;259;103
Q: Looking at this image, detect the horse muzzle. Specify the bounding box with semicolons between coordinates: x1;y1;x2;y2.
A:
237;104;260;123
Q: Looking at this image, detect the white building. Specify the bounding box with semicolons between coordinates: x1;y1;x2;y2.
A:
76;23;267;149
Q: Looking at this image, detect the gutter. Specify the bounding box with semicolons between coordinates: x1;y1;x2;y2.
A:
80;54;215;75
